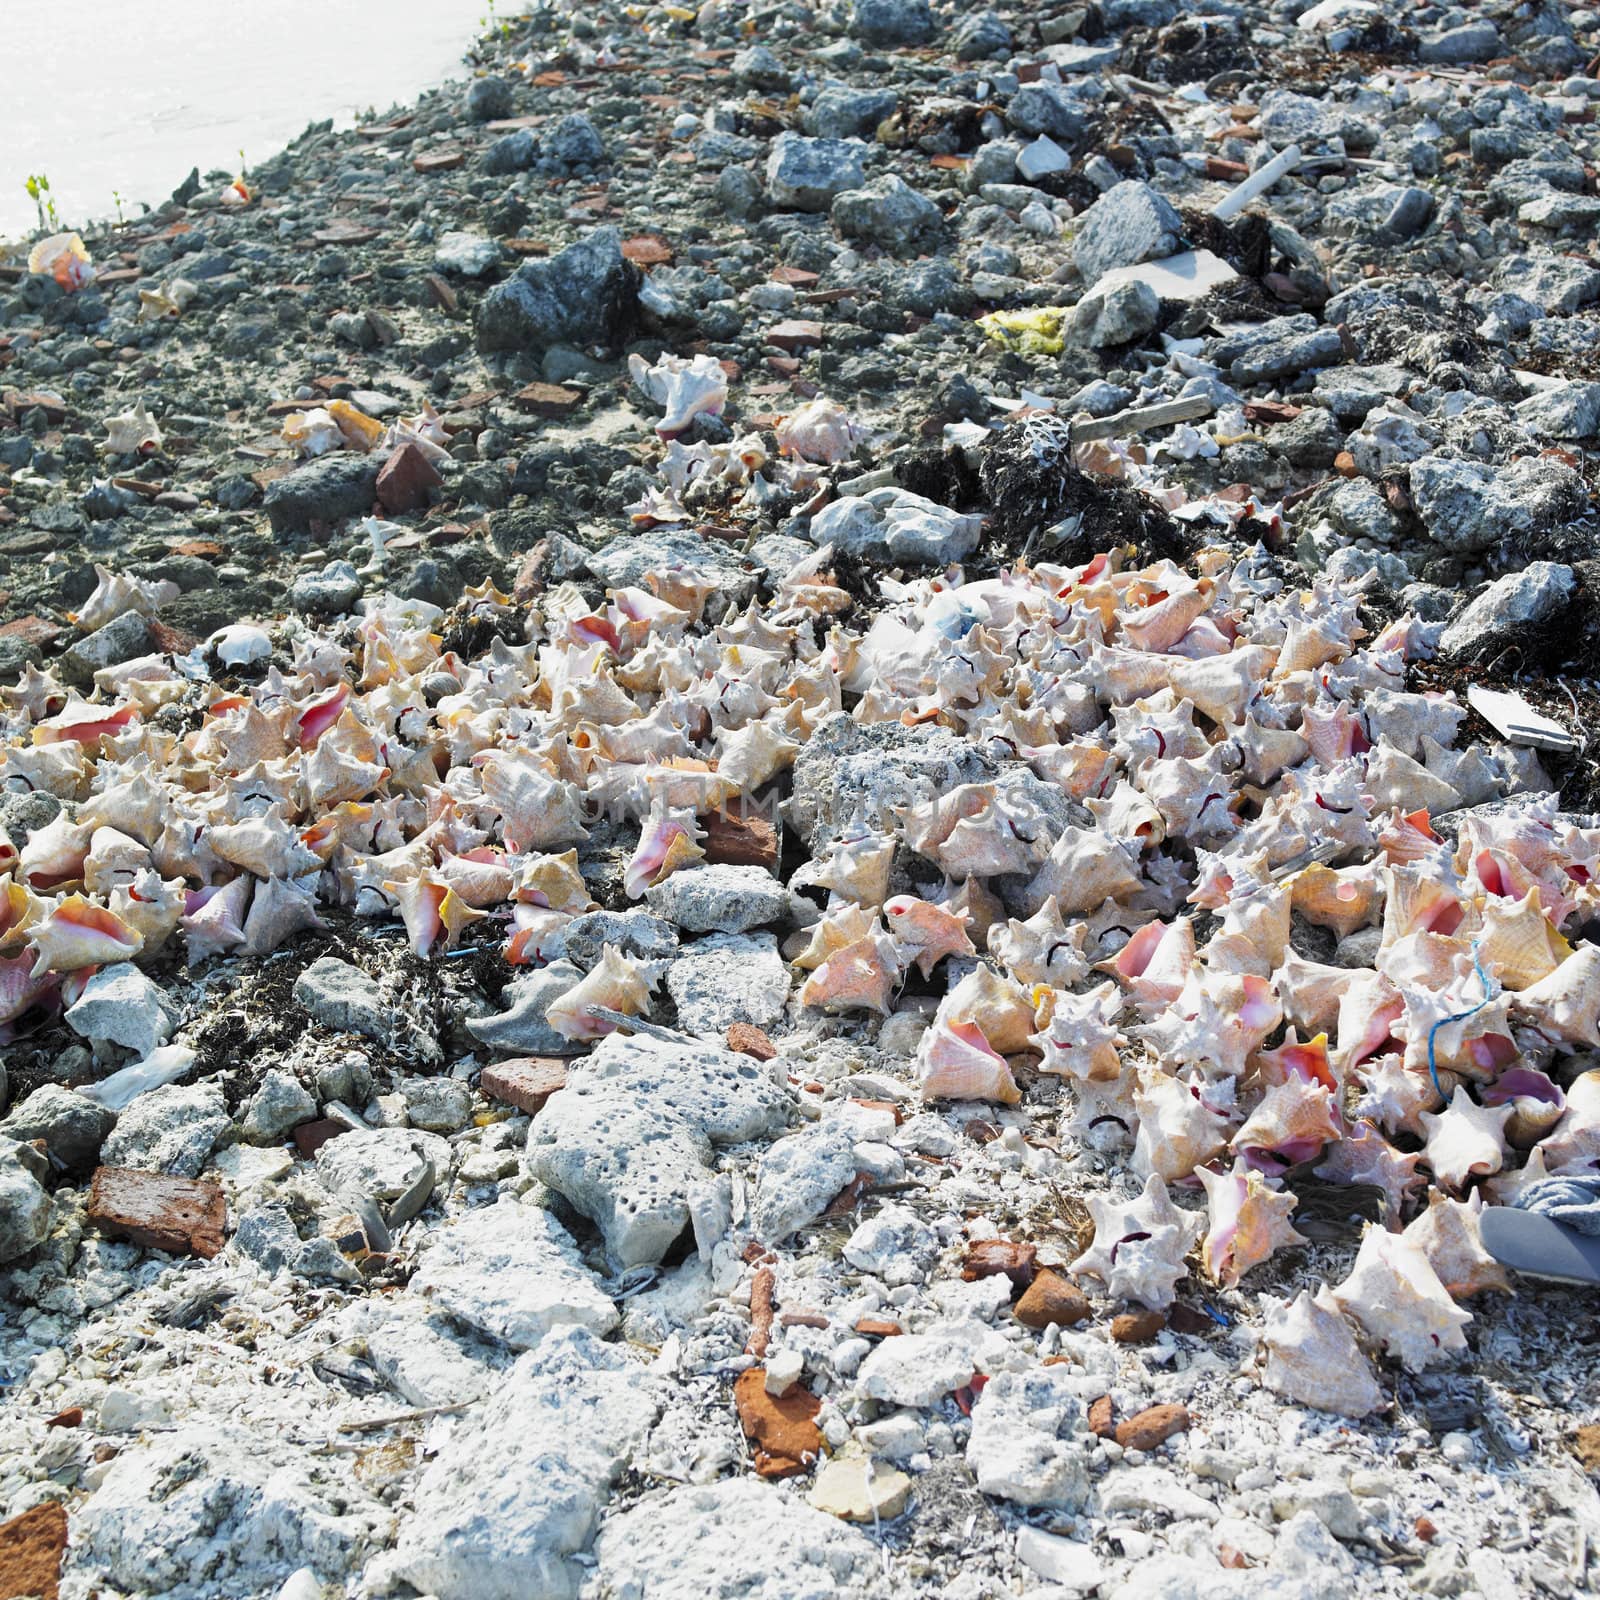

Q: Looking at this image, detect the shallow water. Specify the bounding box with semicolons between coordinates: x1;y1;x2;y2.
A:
0;0;504;244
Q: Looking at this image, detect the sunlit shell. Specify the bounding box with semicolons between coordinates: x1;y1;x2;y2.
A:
915;1014;1021;1105
1541;1068;1600;1173
1119;577;1215;654
1198;1160;1306;1287
82;826;151;895
0;875;50;953
27;894;143;975
790;904;879;970
516;850;596;915
941;965;1036;1053
1069;1172;1203;1310
629;351;729;435
1141;970;1282;1080
1166;644;1274;727
1132;1068;1230;1183
478;752;589;853
18;813;92;892
795;830;895;909
1330;1225;1471;1372
210;806;321;880
1479;1066;1565;1148
1232;1076;1341;1170
1254;1029;1336;1093
1403;1192;1510;1300
1023;825;1143;917
1418;1089;1512;1192
624;804;706;899
239;874;326;957
1509;944;1600;1051
1258;1286;1385;1417
1353;1052;1441;1140
883;895;975;979
72;565;180;632
1030;981;1125;1083
545;945;653;1041
102;397;163;455
775;397;860;465
181;877;253;967
1291;862;1383;940
434;848;516;910
1098;917;1196;1015
902;783;1052;879
987;896;1089;988
107;870;187;957
798;933;902;1016
1475;887;1569;991
1314;1117;1425;1224
385;871;485;957
1364;742;1462;816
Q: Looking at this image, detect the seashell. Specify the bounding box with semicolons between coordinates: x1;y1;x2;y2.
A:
1232;1076;1341;1170
1509;943;1600;1050
902;783;1052;880
516;850;596;916
19;813;92;892
26;894;143;975
76;770;167;844
1475;887;1569;991
776;398;860;465
1031;980;1125;1083
1376;807;1446;867
1198;1159;1306;1287
0;875;50;953
883;895;975;979
941;965;1036;1053
1119;578;1216;654
1485;1145;1554;1205
1403;1192;1510;1300
137;278;197;321
1142;970;1282;1079
32;695;139;747
1330;1225;1472;1372
943;876;1007;950
1237;714;1309;788
181;877;253;967
915;1014;1021;1104
301;714;389;809
790;904;879;970
1353;1052;1441;1140
385;871;484;957
71;565;180;632
1396;971;1516;1084
29;231;94;290
1380;860;1465;943
210;806;321;880
1333;969;1405;1074
478;752;589;853
1275;616;1351;678
102;397;162;455
1023;825;1143;918
1166;645;1274;727
0;950;58;1033
545;945;654;1041
629;352;729;435
1541;1068;1600;1174
795;830;895;909
1084;779;1166;848
625;804;706;899
1258;1286;1385;1417
987;896;1089;988
325;399;385;452
239;874;326;957
1418;1089;1512;1192
799;933;902;1015
1363;742;1461;816
715;720;798;790
1479;1066;1565;1148
1098;917;1196;1014
505;906;572;967
82;826;151;895
1254;1029;1336;1092
1290;862;1383;939
1069;1172;1203;1310
1314;1117;1425;1224
107;869;187;956
1132;1068;1230;1183
282;407;344;458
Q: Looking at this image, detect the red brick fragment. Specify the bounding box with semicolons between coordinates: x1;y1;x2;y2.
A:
1110;1308;1166;1344
622;234;673;266
733;1367;822;1478
961;1238;1037;1288
726;1024;777;1061
1014;1269;1093;1329
854;1316;903;1338
765;319;824;352
413;148;465;174
701;807;778;870
0;615;61;649
747;1265;775;1358
1088;1396;1116;1438
0;1500;67;1600
480;1058;568;1115
44;1409;82;1430
375;441;442;515
292;1119;346;1158
512;382;584;417
1115;1403;1191;1452
88;1167;225;1258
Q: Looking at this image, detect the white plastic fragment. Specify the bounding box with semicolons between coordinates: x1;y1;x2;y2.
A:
1211;143;1303;221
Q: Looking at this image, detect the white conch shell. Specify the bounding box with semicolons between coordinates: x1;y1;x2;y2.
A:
1023;825;1143;917
1541;1068;1600;1173
775;397;860;464
1197;1160;1306;1287
1031;981;1124;1083
239;873;326;957
72;565;180;632
988;896;1088;988
26;894;143;975
208;624;274;669
102;397;162;454
1098;917;1196;1015
940;965;1035;1054
629;351;729;435
479;753;589;853
1132;1068;1229;1183
1510;944;1600;1050
1475;887;1569;991
546;945;653;1041
1403;1192;1510;1300
1258;1285;1385;1417
1330;1225;1472;1372
1418;1088;1512;1192
794;830;895;909
1232;1076;1341;1168
181;877;252;966
797;931;902;1015
77;1043;197;1111
1478;1066;1565;1148
902;783;1051;880
1069;1172;1203;1310
915;1014;1020;1105
883;895;975;979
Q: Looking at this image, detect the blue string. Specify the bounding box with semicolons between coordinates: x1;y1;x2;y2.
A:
1425;940;1493;1102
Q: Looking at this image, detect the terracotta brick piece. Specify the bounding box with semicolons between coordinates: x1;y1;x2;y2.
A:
87;1167;226;1258
0;1498;68;1600
480;1058;568;1114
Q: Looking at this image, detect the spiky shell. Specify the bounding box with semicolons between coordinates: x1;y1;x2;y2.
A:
1330;1226;1472;1372
1258;1286;1385;1417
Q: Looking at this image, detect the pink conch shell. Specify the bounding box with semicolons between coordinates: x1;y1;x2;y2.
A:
386;872;485;957
1475;888;1569;990
883;895;975;979
1403;1192;1510;1300
940;965;1035;1054
516;851;596;916
27;894;143;975
181;877;253;967
32;697;139;747
1541;1068;1600;1173
775;397;860;465
1141;970;1282;1079
1290;862;1383;939
794;830;895;909
505;907;572;968
790;904;878;970
625;804;705;899
239;874;326;957
1232;1077;1341;1171
1479;1067;1565;1148
19;813;92;892
546;946;653;1041
1;950;59;1027
1314;1117;1425;1225
1510;944;1600;1051
987;897;1088;988
1353;1053;1441;1140
1031;981;1125;1083
1132;1068;1230;1183
798;933;902;1016
1330;1225;1472;1371
629;351;729;435
1119;577;1216;654
1098;917;1196;1014
72;564;180;632
915;1015;1021;1105
434;848;516;910
1258;1286;1385;1417
1197;1160;1306;1287
1254;1030;1336;1093
1069;1172;1203;1310
83;826;151;895
108;870;187;956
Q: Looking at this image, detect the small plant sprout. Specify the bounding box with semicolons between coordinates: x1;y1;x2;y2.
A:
112;190;125;225
25;173;51;232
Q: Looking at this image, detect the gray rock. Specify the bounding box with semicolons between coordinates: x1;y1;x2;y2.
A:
465;76;513;122
404;1078;474;1134
750;1119;859;1244
0;1139;51;1264
666;932;791;1036
1073;181;1185;290
434;232;504;277
563;910;679;970
850;0;935;46
316;1127;451;1203
410;1199;617;1349
1419;21;1500;63
952;9;1012;59
843;1202;938;1284
1313;363;1414;423
1073;278;1159;348
1440;562;1577;661
0;1085;116;1173
1257;88;1377;148
482;127;537;174
803;89;898;140
264;454;381;535
240;1069;317;1145
591;1479;881;1599
807;486;982;565
831;175;942;252
1409;454;1584;554
584;526;754;607
967;1367;1090;1509
294;957;389;1040
290;559;364;615
542;113;606;170
1492;253;1600;315
394;1330;664;1600
466;962;586;1056
644;865;788;934
100;1082;230;1177
476;228;638;355
765;133;869;212
526;1032;791;1267
1005;83;1088;142
61;612;155;685
1228;327;1345;385
63;963;173;1057
732;44;789;90
1516;381;1600;440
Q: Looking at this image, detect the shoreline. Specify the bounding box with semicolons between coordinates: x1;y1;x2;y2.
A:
4;2;1600;1597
